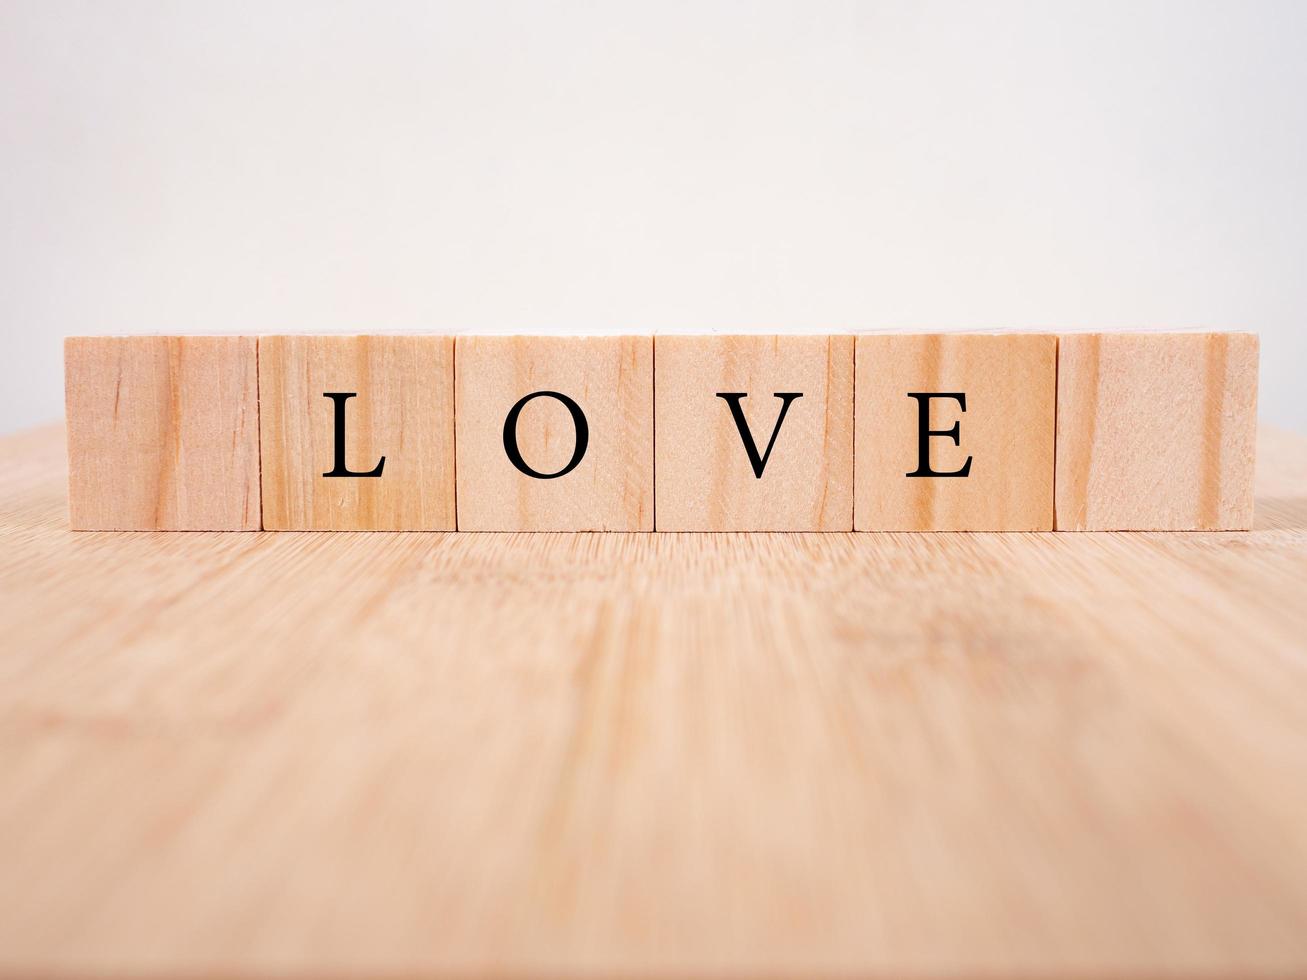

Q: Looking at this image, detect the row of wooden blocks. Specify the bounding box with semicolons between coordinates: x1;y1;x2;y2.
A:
64;332;1259;532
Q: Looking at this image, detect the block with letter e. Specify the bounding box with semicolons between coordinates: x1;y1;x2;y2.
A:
854;332;1057;531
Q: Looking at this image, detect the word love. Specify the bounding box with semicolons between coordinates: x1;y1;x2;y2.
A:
63;332;1259;533
328;390;967;482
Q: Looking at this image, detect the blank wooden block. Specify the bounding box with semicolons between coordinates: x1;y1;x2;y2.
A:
1055;332;1258;531
455;336;653;531
64;335;261;530
259;335;455;530
655;335;854;531
854;333;1056;531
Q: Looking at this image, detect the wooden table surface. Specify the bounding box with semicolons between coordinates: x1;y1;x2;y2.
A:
3;423;1307;978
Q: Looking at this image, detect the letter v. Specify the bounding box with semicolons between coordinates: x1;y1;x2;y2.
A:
715;393;804;479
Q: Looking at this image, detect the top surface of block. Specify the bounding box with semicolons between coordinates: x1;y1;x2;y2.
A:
1055;332;1259;530
654;335;854;531
258;335;456;531
64;335;261;530
454;335;654;531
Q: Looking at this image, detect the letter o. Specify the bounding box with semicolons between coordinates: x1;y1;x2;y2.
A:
501;391;589;479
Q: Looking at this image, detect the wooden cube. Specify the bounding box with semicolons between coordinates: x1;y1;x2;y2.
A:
258;335;456;530
455;336;653;531
655;335;854;531
1055;332;1258;531
854;333;1057;531
64;335;261;530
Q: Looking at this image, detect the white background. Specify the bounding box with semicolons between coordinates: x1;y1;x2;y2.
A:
3;0;1305;433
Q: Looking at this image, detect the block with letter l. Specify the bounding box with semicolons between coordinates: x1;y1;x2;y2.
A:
258;334;456;530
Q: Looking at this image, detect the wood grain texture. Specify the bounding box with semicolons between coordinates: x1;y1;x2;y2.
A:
1055;332;1259;530
655;335;854;530
855;332;1056;530
4;422;1307;977
258;335;456;530
455;335;653;530
63;335;260;530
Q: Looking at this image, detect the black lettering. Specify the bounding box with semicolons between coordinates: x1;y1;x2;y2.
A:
905;392;971;478
502;391;589;479
715;392;803;479
322;392;385;478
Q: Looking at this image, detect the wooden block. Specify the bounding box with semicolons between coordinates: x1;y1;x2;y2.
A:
655;335;854;531
64;335;261;530
1055;332;1258;531
455;336;653;530
854;333;1057;531
259;335;456;530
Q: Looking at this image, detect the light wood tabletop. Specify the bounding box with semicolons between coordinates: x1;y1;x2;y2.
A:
3;422;1307;978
